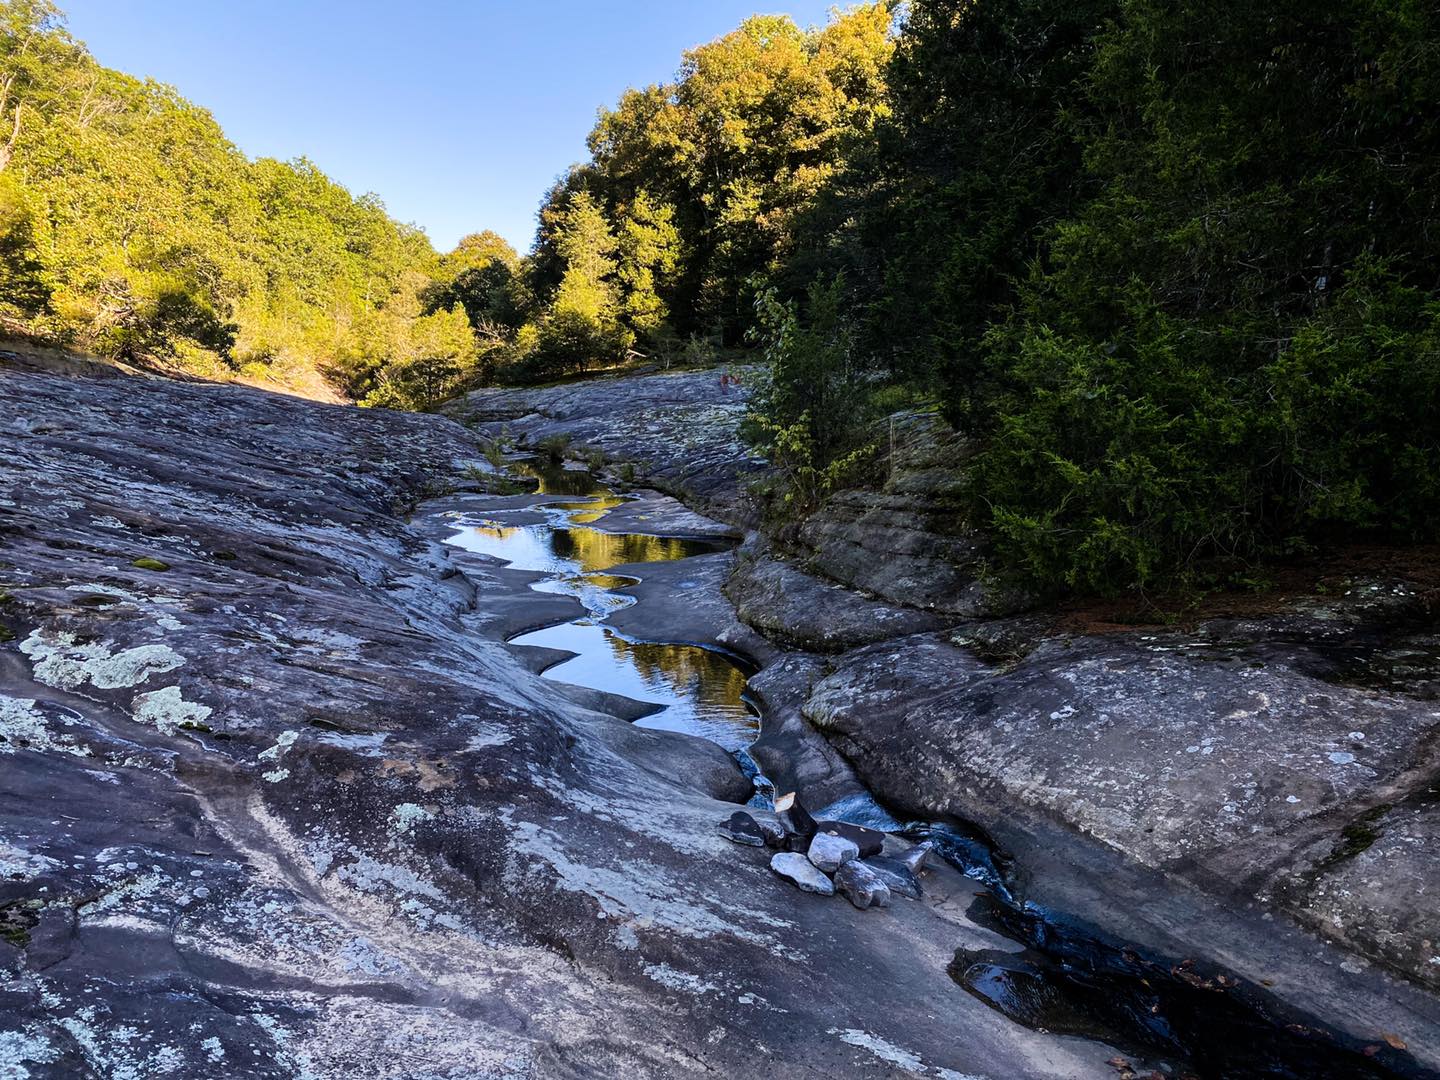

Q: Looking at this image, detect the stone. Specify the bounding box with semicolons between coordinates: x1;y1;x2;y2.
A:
774;790;819;849
718;811;765;847
814;820;885;859
860;857;922;900
805;623;1440;990
834;860;892;910
755;817;787;848
770;852;835;896
807;832;859;874
900;840;934;875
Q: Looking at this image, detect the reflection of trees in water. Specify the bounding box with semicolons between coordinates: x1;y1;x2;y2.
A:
607;635;751;714
553;527;716;573
518;460;606;497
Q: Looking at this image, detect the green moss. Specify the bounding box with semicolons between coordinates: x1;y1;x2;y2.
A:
178;720;213;733
0;900;40;949
211;550;237;561
1317;804;1393;869
131;557;170;572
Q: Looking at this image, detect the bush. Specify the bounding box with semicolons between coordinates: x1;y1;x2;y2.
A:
974;262;1440;592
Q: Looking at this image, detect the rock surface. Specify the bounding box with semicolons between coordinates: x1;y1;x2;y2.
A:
807;833;859;874
725;543;947;653
0;363;1130;1079
448;367;764;523
835;861;892;910
805;621;1440;992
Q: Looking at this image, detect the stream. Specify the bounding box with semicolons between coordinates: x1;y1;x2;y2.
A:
440;458;1432;1080
443;460;760;753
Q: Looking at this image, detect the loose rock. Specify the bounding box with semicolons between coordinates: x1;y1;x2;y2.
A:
815;819;885;858
718;810;766;847
835;860;892;910
770;852;835;896
807;832;859;874
861;856;922;900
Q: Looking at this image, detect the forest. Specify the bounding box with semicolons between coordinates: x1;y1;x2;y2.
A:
2;0;1438;593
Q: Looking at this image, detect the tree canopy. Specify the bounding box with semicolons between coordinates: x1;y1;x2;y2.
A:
0;0;493;408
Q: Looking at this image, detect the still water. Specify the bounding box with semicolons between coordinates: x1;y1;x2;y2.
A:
444;461;758;751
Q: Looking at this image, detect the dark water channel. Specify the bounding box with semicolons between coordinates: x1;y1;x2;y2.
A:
441;459;1434;1080
444;460;758;752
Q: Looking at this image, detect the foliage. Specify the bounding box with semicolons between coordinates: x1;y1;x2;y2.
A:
536;4;896;346
757;0;1440;593
745;277;877;515
0;2;499;400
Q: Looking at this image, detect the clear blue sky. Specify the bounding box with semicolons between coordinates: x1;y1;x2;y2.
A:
59;1;841;255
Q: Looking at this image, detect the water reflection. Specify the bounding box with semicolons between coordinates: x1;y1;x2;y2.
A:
444;466;756;751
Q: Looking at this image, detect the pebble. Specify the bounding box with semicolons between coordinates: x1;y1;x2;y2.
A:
835;860;892;910
808;832;860;873
770;852;835;896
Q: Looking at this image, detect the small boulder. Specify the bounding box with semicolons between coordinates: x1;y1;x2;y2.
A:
807;832;860;873
861;856;922;900
835;860;892;910
718;811;766;847
770;852;835;896
756;817;787;848
815;820;885;858
900;840;934;874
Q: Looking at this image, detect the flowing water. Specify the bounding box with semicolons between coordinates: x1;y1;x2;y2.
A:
443;460;759;752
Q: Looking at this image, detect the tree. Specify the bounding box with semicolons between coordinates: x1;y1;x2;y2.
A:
0;0;77;172
551;190;620;326
615;189;680;339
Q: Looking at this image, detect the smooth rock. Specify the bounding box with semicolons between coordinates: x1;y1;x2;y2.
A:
900;840;934;874
718;811;766;847
770;852;835;896
815;820;885;858
835;860;892;910
756;817;787;848
861;857;922;900
807;832;860;874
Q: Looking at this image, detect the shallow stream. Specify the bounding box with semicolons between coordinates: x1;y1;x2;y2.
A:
440;458;1433;1080
443;460;759;752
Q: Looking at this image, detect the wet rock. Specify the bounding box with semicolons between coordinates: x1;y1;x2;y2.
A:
755;817;787;848
806;627;1440;988
447;367;764;524
770;852;835;896
900;840;934;875
719;811;766;847
834;860;892;910
807;832;859;873
774;790;819;850
747;654;866;811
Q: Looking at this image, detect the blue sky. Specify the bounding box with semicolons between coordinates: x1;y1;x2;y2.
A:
60;1;841;255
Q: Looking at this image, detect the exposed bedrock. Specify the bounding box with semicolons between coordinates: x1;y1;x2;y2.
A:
446;367;764;525
1;365;1129;1079
804;610;1440;1004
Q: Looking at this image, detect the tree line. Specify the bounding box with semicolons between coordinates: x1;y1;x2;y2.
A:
0;0;498;408
4;0;1436;593
767;0;1440;594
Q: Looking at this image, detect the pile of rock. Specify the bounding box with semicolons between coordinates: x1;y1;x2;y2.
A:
718;793;933;910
